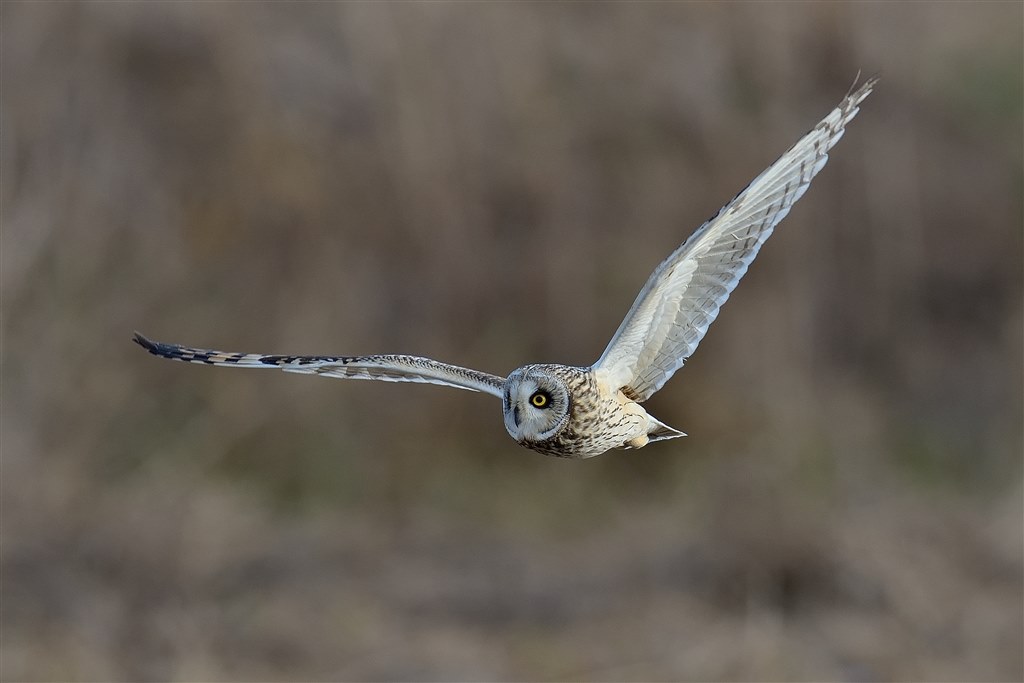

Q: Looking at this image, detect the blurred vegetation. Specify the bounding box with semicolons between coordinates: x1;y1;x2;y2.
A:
2;2;1021;681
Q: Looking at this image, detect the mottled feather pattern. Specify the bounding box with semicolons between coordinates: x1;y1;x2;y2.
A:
135;78;875;458
517;365;646;458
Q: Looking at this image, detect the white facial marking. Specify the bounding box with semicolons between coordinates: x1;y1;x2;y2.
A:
502;369;569;443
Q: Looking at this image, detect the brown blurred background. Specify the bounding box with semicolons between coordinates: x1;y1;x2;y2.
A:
2;2;1021;681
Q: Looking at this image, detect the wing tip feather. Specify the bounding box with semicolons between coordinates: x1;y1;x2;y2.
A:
133;331;174;359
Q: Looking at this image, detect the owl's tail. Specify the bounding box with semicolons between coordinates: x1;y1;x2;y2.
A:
648;416;687;442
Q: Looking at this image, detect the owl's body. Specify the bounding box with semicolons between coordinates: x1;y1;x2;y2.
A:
501;364;683;457
136;78;877;459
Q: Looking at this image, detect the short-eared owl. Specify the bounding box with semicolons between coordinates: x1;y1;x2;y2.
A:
136;78;876;458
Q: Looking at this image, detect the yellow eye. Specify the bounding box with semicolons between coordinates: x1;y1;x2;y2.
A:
530;391;549;408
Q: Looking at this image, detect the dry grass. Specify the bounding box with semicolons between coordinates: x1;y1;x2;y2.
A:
2;2;1021;681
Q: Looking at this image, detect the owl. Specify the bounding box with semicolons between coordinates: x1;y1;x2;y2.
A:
136;78;876;458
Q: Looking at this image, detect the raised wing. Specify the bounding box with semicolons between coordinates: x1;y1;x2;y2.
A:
594;77;877;402
134;333;506;398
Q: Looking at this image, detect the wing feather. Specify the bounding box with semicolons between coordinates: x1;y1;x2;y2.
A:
133;333;506;398
594;77;877;402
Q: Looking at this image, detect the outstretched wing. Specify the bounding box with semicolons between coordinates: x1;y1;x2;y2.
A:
134;333;506;398
594;77;877;402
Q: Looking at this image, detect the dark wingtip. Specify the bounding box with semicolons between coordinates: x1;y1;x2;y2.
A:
132;331;152;349
133;332;172;358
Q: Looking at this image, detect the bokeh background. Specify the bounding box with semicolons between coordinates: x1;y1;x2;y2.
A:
2;2;1021;681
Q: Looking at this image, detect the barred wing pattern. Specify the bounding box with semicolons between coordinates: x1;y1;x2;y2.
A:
594;78;876;402
133;333;506;398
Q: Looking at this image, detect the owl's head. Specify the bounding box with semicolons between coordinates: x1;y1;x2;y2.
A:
502;366;571;444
